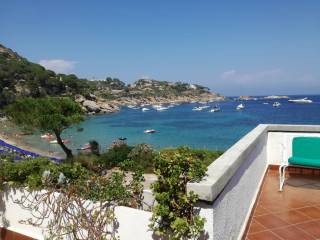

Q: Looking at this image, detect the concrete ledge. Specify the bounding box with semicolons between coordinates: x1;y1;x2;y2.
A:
187;124;268;202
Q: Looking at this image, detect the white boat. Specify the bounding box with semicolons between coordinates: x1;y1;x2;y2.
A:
262;102;269;105
288;97;313;104
201;105;210;109
199;101;207;104
155;106;169;111
144;129;157;134
236;104;245;110
273;102;281;107
142;107;150;112
209;106;220;112
41;133;54;139
192;107;203;111
50;139;70;144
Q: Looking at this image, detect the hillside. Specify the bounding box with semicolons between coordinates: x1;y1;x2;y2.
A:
0;44;224;113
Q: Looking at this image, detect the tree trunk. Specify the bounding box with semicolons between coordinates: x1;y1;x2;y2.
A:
54;130;73;161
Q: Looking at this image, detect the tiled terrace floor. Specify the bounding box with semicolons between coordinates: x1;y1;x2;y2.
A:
245;168;320;240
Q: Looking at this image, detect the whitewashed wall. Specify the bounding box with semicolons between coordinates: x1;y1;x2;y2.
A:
267;132;320;165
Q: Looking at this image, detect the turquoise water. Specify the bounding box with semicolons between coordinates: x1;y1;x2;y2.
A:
24;95;320;153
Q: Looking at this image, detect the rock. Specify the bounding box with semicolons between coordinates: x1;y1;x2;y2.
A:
83;100;101;113
75;94;86;103
87;93;97;101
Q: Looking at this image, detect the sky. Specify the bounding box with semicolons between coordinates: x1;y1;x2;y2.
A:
1;1;320;96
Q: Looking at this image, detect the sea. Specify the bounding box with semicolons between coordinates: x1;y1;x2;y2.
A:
20;95;320;154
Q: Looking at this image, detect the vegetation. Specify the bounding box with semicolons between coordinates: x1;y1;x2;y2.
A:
0;43;219;110
0;144;222;239
150;147;207;239
0;44;95;108
5;97;83;159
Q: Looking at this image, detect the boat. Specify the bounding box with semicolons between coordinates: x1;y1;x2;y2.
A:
144;129;157;134
262;103;269;105
41;133;55;140
236;104;245;110
79;143;91;151
273;102;281;107
142;107;150;112
201;105;210;109
192;107;203;111
50;139;70;144
288;97;313;104
152;104;162;109
155;106;169;111
199;101;207;104
209;106;220;112
128;105;139;109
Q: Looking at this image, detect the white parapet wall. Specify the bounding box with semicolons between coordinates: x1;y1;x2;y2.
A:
267;125;320;165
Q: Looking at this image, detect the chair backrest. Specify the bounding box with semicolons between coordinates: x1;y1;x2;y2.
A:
292;137;320;159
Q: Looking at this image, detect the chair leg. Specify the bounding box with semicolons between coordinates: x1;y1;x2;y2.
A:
279;165;287;191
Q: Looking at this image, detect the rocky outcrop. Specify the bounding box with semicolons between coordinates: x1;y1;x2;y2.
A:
76;95;120;115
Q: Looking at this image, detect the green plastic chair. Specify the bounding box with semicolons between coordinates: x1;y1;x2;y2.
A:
279;137;320;191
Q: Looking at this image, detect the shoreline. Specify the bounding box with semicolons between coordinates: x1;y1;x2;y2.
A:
0;123;64;160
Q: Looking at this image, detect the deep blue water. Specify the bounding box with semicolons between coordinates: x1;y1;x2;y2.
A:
25;95;320;153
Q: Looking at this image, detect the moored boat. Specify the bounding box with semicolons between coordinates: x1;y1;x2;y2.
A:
144;129;157;134
288;97;313;104
236;104;245;110
273;102;281;107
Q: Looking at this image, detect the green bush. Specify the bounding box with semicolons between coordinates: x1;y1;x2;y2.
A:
124;144;155;172
98;143;133;169
150;147;207;239
160;148;223;167
0;158;92;189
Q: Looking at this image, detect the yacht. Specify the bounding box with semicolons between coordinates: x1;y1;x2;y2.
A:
273;102;281;107
192;107;203;111
209;106;220;112
144;129;157;134
236;104;245;110
201;105;210;109
288;97;313;104
142;107;150;112
155;106;169;111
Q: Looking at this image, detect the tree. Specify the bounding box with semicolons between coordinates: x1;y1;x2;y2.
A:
5;97;83;160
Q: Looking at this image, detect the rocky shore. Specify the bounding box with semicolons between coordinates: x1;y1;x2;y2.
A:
75;92;225;115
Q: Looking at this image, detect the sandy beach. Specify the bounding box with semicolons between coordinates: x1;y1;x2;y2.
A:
0;120;64;159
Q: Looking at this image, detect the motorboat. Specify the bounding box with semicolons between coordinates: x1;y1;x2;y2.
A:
79;143;91;151
201;105;210;109
288;97;313;104
192;107;203;111
144;129;157;134
41;133;55;140
236;104;245;110
128;105;140;109
50;139;70;144
209;106;220;112
142;107;150;112
155;106;169;111
273;102;281;107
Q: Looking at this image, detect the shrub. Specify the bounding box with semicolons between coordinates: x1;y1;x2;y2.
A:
125;144;155;172
98;142;133;169
150;147;207;240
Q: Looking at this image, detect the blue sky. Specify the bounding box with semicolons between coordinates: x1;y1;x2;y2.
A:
1;1;319;96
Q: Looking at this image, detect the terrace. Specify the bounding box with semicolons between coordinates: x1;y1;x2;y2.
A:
1;124;320;239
